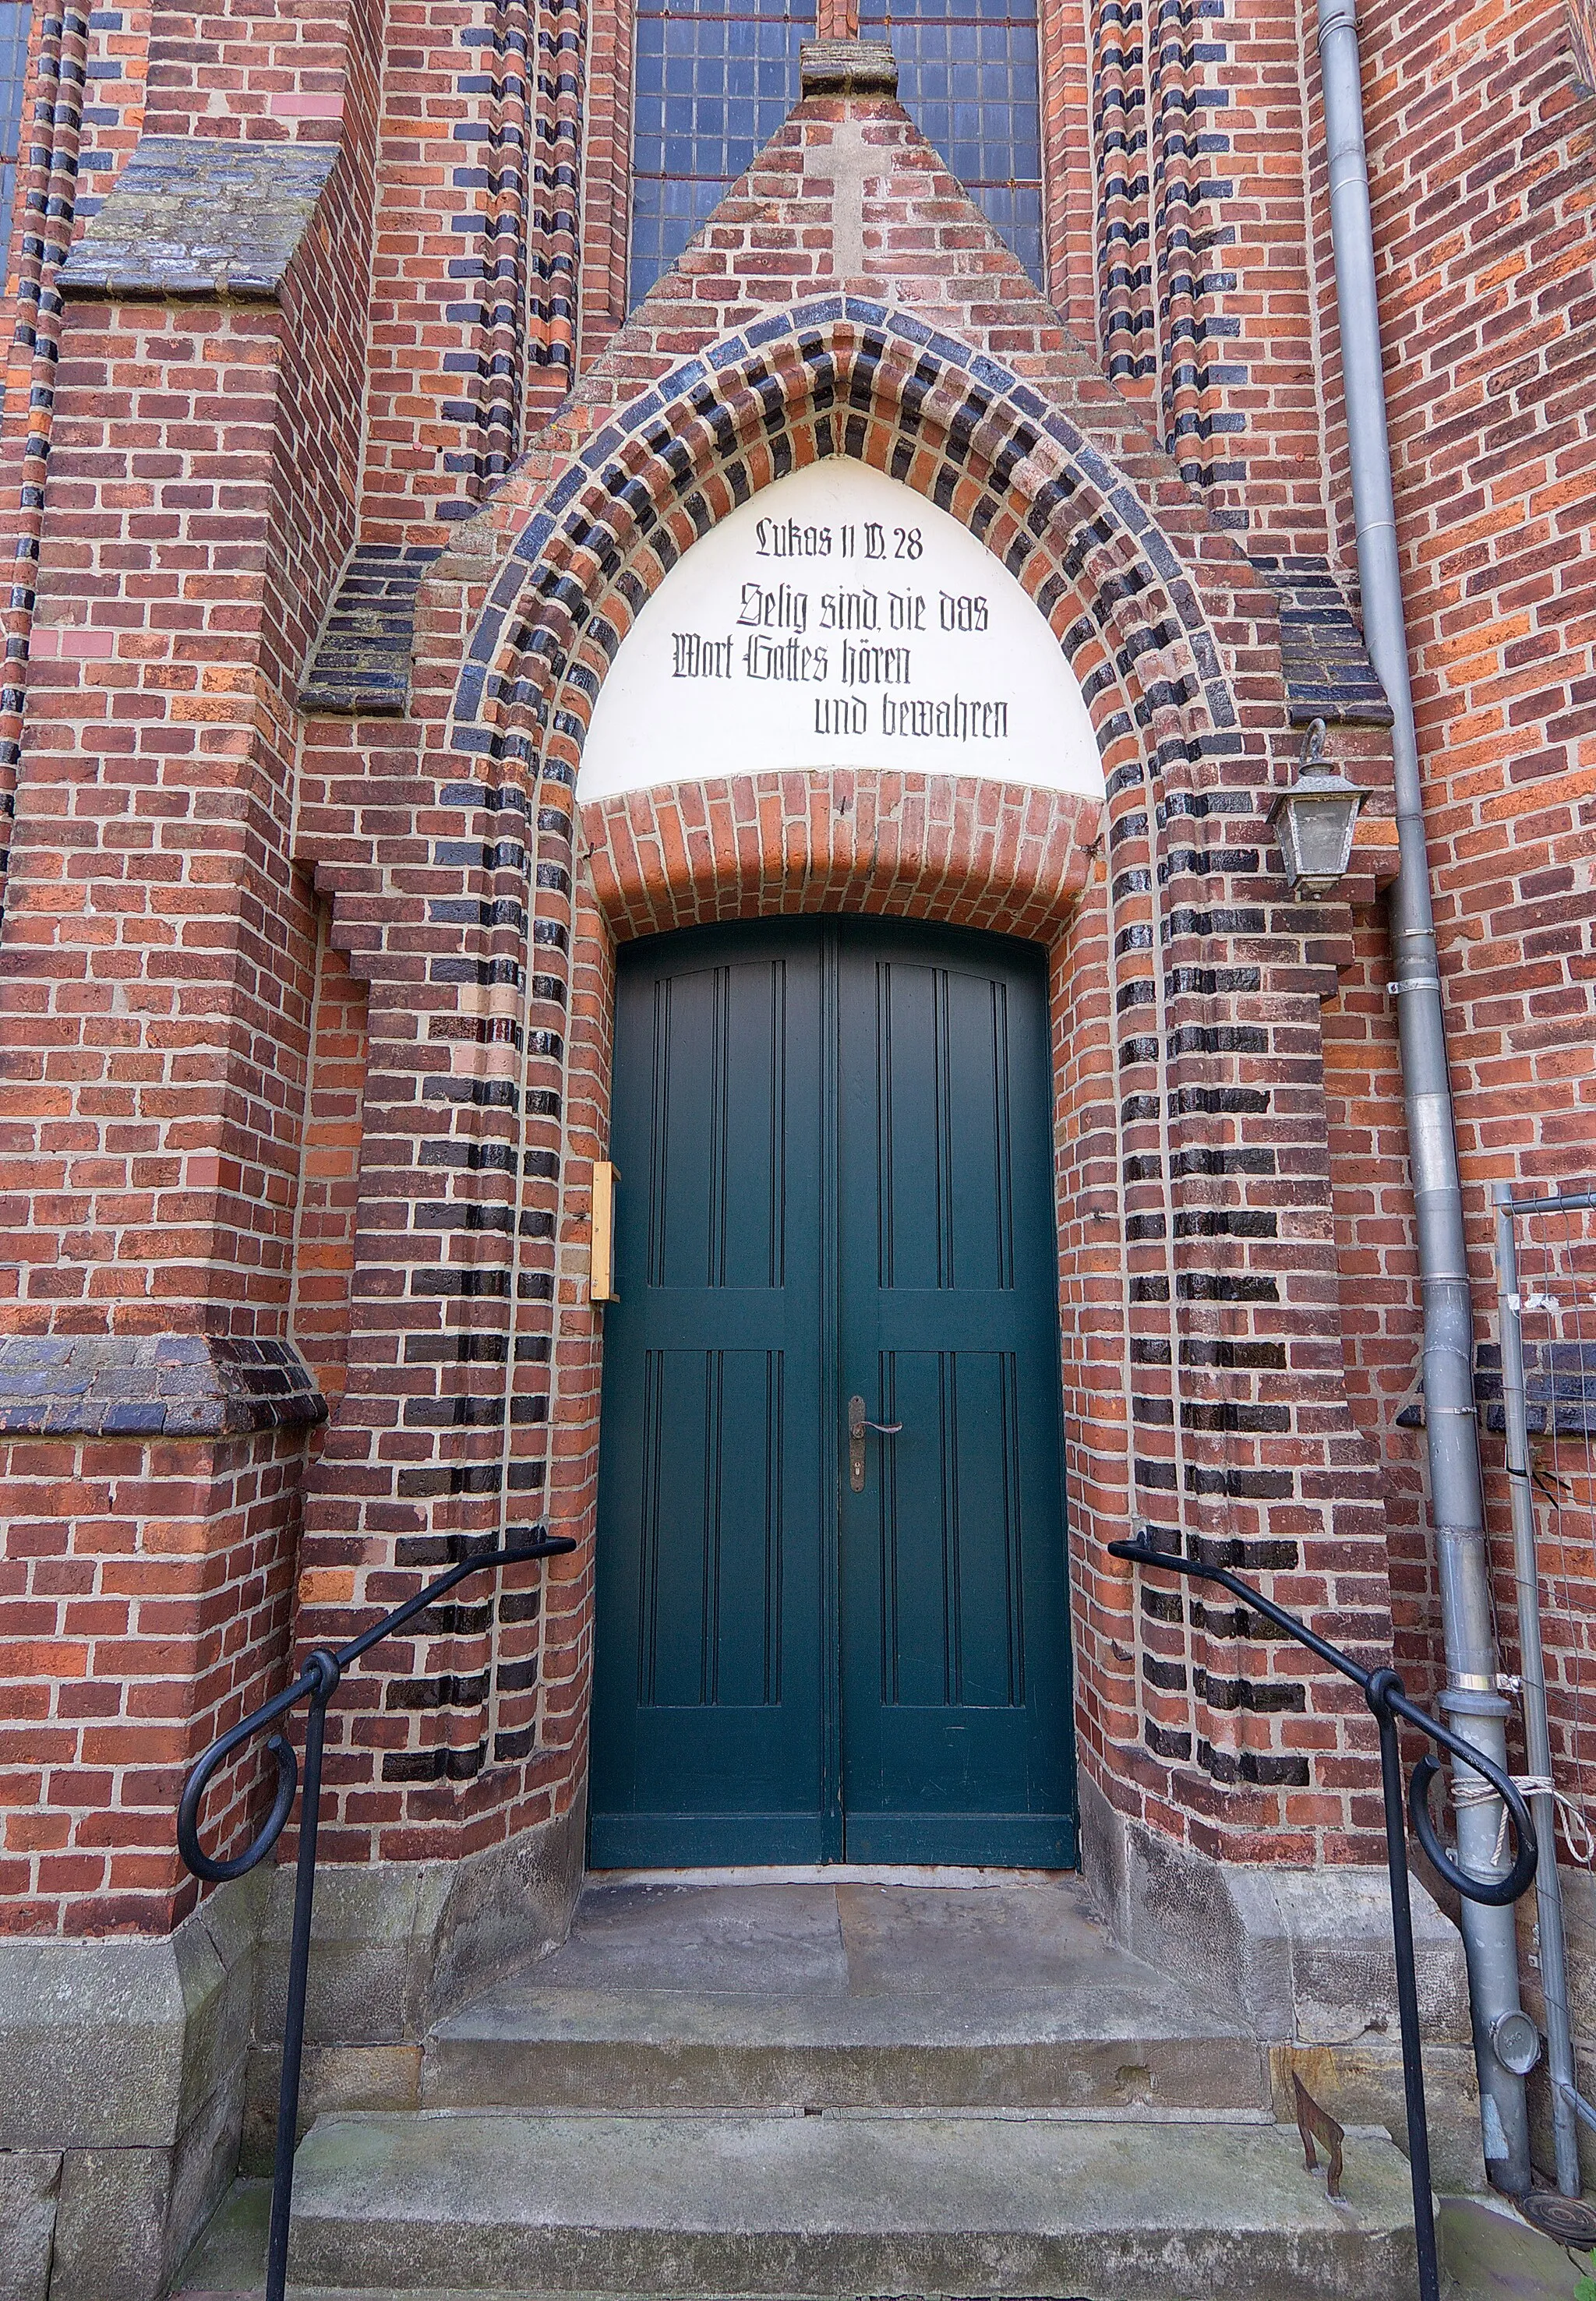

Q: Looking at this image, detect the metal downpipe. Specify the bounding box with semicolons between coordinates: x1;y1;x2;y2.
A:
1495;1186;1583;2193
1314;0;1531;2192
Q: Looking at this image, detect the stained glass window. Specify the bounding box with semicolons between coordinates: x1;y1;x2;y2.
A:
628;0;1044;304
860;0;1043;287
0;3;29;252
630;0;810;304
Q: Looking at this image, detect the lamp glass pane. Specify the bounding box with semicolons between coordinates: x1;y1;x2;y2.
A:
1276;780;1361;889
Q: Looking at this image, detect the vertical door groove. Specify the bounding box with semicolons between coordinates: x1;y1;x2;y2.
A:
703;1350;722;1705
942;1353;959;1705
708;972;728;1289
935;969;953;1292
637;1348;665;1705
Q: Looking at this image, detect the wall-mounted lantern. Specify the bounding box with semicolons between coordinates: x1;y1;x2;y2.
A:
1267;718;1366;897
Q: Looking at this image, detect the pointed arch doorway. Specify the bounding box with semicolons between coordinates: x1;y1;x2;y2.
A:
588;913;1077;1869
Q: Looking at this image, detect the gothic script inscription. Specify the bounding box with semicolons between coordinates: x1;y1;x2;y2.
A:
577;459;1103;803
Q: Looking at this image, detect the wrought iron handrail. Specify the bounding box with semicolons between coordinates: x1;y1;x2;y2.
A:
1108;1534;1538;2301
177;1533;577;2301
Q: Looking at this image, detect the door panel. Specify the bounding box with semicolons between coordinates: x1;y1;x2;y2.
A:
648;961;788;1292
874;962;1015;1294
838;928;1075;1866
871;1348;1025;1712
589;916;1075;1869
636;1347;785;1710
589;926;826;1866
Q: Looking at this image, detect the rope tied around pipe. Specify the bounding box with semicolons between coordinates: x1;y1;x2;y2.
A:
1452;1766;1596;1869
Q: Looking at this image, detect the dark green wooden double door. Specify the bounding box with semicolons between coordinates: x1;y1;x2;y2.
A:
589;917;1076;1868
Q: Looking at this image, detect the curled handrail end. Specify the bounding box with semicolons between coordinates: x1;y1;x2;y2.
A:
178;1730;298;1884
1409;1751;1537;1905
1109;1534;1539;1909
175;1537;578;1888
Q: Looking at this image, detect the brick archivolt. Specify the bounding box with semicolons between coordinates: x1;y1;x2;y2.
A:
448;302;1243;780
289;295;1394;1869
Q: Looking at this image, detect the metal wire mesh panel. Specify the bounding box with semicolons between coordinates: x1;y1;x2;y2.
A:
0;2;30;254
859;0;1043;286
629;0;810;305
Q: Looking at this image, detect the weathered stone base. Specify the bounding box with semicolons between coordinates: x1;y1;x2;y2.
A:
0;2151;64;2301
0;1801;584;2296
0;1870;264;2301
1269;2042;1485;2194
283;2105;1424;2299
1081;1773;1471;2040
244;1797;585;2169
1081;1773;1487;2189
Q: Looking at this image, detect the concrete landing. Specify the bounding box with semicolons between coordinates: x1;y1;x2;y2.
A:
284;2106;1419;2299
425;1876;1266;2112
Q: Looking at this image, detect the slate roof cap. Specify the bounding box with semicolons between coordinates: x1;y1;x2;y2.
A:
1248;555;1394;729
60;134;341;302
0;1334;327;1437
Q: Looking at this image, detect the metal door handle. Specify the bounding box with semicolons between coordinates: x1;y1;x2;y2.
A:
847;1395;902;1492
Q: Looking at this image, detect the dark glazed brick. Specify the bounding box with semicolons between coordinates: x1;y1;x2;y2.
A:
0;1336;326;1437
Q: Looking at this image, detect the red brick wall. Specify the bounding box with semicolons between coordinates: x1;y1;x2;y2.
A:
0;0;384;890
143;0;373;136
291;904;369;1429
1038;0;1097;337
342;0;582;553
2;295;319;1329
1315;0;1596;1804
0;256;372;1923
0;0;388;1929
577;0;632;367
1085;0;1335;556
12;0;1593;1939
0;0;141;897
0;1428;307;1932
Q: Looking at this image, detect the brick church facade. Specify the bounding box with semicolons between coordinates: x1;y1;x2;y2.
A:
0;0;1592;2287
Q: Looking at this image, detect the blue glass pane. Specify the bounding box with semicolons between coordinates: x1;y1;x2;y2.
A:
629;0;809;303
0;2;27;249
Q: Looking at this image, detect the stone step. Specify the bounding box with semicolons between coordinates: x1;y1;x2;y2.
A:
423;1876;1268;2114
285;2108;1420;2301
423;1982;1268;2112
